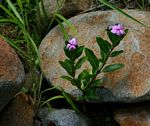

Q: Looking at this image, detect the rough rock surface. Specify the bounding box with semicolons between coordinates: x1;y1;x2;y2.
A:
114;105;150;126
0;94;34;126
0;36;25;111
41;0;97;18
39;108;90;126
39;10;150;102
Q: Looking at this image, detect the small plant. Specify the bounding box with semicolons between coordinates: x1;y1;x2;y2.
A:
59;23;128;101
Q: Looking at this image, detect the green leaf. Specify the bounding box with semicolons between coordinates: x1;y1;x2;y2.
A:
64;46;84;61
96;36;112;53
20;86;29;93
64;59;73;70
62;91;80;113
6;0;24;25
64;47;76;60
0;4;16;19
78;70;90;81
61;76;73;82
107;30;125;47
78;70;91;90
84;87;98;100
40;95;65;107
41;87;57;95
96;36;111;62
75;56;88;69
74;46;84;59
17;0;23;15
111;50;124;57
100;50;107;63
85;48;99;69
64;47;73;60
59;61;73;76
61;76;76;86
92;79;103;86
102;63;124;72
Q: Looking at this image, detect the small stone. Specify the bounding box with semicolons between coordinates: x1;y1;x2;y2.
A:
0;36;25;112
38;108;90;126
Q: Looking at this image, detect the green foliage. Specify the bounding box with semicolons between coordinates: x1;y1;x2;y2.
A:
107;29;128;47
64;46;84;61
59;60;73;76
60;26;128;101
0;0;79;115
0;0;42;66
111;50;124;57
102;63;124;72
75;56;88;69
85;48;99;69
62;91;80;113
96;36;112;53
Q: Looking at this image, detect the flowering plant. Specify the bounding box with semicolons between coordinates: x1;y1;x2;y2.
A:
59;24;128;100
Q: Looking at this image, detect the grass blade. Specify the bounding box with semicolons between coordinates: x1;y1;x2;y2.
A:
56;13;77;36
98;0;148;27
0;19;16;23
62;91;80;113
0;3;16;19
40;95;65;107
17;0;23;15
41;0;49;22
56;18;69;41
6;0;24;25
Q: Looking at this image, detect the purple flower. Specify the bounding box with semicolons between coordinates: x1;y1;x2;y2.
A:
66;38;78;50
110;24;125;36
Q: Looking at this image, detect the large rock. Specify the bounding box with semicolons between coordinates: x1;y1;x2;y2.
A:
41;0;97;18
114;105;150;126
0;36;25;111
39;10;150;102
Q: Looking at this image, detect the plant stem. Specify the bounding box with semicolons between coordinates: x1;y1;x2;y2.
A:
84;47;114;92
72;61;83;91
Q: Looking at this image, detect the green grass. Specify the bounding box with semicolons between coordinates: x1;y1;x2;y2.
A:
0;0;79;116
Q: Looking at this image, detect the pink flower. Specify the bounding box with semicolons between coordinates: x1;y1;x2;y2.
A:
110;24;125;36
67;38;78;50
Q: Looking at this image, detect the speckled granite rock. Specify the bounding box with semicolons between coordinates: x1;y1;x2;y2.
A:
0;36;25;112
39;108;90;126
39;10;150;102
114;105;150;126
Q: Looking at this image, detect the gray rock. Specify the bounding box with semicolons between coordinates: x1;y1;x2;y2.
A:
0;37;25;112
39;10;150;103
41;0;97;18
39;108;90;126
